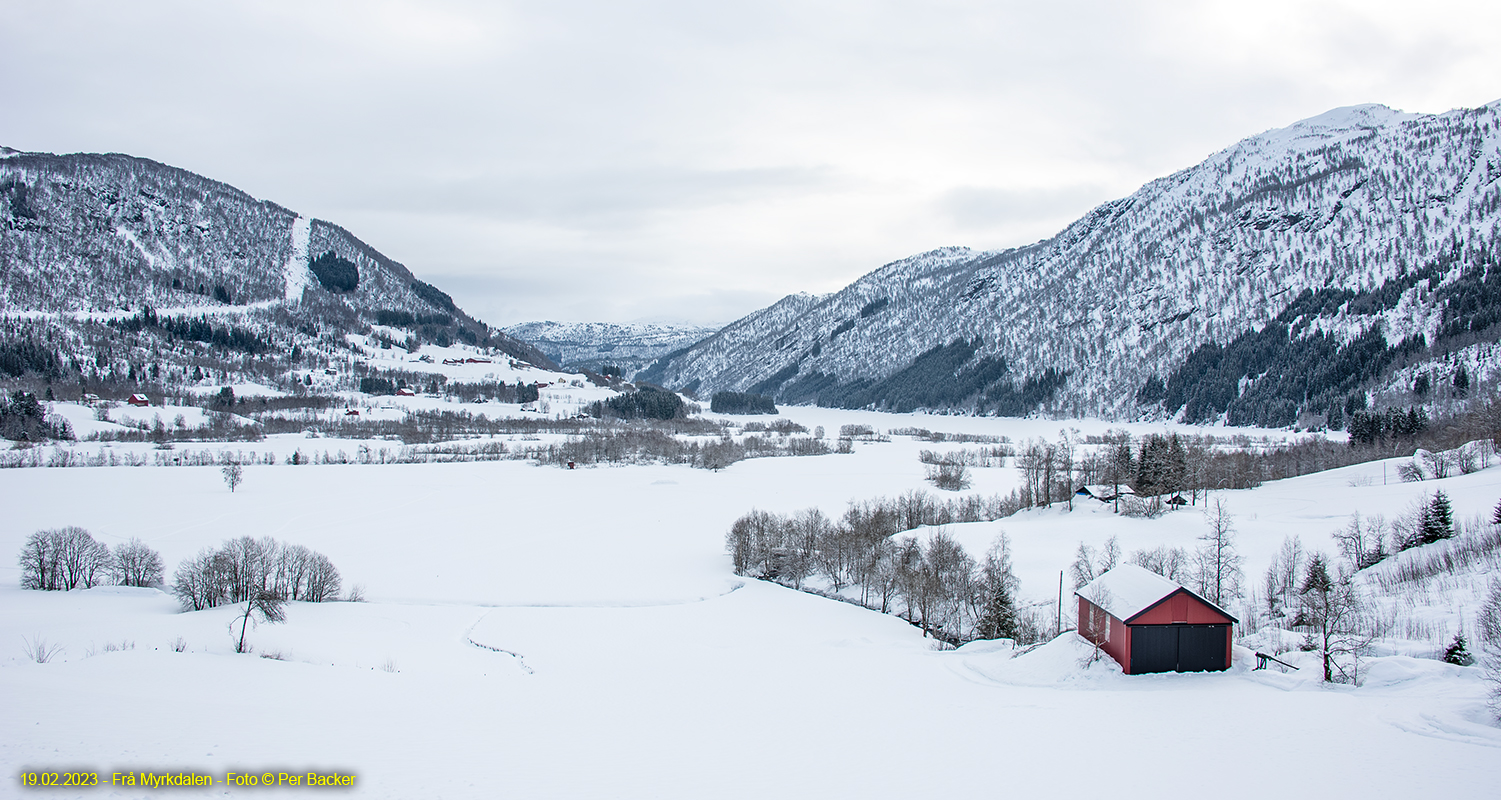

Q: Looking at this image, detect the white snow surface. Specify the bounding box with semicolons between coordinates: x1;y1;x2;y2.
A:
1076;563;1183;620
283;215;311;303
2;407;1500;798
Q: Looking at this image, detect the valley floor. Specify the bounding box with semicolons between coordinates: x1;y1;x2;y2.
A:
2;407;1498;798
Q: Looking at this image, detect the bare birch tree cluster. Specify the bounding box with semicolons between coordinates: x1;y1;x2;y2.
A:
18;527;163;590
726;491;1044;644
171;536;341;611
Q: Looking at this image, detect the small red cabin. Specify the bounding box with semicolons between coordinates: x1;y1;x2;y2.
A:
395;388;416;397
127;394;150;407
1076;563;1237;674
344;409;360;416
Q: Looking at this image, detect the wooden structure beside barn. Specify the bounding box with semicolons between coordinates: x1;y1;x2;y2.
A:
1076;564;1237;674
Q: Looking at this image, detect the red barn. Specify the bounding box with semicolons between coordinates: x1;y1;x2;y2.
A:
1076;563;1237;674
127;394;150;407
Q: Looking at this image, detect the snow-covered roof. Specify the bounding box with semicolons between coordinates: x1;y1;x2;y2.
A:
1075;564;1184;621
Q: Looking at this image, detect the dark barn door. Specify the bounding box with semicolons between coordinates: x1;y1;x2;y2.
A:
1177;625;1228;672
1129;625;1228;673
1130;626;1179;674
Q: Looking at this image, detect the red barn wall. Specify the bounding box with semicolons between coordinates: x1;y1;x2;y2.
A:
1076;597;1129;671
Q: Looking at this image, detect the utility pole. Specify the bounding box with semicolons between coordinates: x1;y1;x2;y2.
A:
1057;570;1064;637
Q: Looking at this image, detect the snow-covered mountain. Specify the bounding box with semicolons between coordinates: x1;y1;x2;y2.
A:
0;146;552;369
644;101;1501;424
501;320;718;378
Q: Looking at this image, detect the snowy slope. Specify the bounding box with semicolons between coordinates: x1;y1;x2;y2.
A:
650;100;1501;418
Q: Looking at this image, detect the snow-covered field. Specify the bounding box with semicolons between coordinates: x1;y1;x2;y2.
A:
3;407;1499;798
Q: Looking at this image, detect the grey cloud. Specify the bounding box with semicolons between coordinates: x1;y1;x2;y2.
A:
937;185;1115;231
3;1;1499;324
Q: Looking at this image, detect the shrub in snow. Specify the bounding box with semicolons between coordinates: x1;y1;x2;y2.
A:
925;462;971;491
22;634;63;663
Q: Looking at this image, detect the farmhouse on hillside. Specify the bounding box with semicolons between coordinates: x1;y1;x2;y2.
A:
127;393;150;407
1076;563;1237;674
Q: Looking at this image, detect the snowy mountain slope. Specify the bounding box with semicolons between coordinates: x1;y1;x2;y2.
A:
648;101;1501;419
0;147;551;368
501;320;718;378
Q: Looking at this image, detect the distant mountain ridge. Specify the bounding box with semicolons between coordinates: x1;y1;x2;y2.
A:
501;320;718;378
0;146;552;369
643;100;1501;425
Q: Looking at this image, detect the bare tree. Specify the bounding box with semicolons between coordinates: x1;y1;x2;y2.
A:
1099;535;1120;574
19;527;113;590
1196;499;1243;606
1129;545;1190;582
1479;580;1501;717
222;461;244;493
1262;535;1305;619
18;530;60;590
113;538;164;587
1295;555;1373;683
172;547;228;610
1069;542;1097;590
300;551;342;602
1331;512;1387;570
233;589;286;654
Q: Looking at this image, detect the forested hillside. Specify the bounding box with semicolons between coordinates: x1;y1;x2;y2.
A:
642;101;1501;426
0;147;553;398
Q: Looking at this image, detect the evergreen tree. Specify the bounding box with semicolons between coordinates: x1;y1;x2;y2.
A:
1420;490;1455;545
1454;366;1470;398
1492;498;1501;526
975;579;1020;640
1299;554;1333;597
975;536;1020;640
1166;434;1188;493
1135;434;1170;495
1443;632;1475;666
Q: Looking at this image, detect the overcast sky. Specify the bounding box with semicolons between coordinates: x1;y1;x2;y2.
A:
3;1;1499;327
